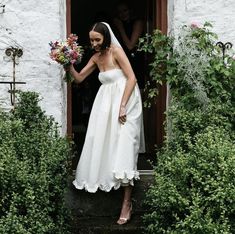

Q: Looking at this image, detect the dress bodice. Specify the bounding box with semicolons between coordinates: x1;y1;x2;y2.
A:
98;68;126;84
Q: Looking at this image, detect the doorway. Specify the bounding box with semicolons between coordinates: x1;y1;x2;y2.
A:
68;0;167;170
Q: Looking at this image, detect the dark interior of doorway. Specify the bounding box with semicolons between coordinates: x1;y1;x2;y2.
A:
71;0;157;170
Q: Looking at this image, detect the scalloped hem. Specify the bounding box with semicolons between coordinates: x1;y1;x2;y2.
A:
73;170;140;193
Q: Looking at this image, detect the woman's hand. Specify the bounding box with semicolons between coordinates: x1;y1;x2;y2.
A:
63;64;74;82
119;105;127;124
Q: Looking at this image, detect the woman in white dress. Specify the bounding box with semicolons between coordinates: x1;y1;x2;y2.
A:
67;22;145;225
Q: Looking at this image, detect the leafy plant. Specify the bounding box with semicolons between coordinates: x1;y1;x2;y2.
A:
139;23;235;233
145;127;235;234
139;22;235;111
0;92;72;234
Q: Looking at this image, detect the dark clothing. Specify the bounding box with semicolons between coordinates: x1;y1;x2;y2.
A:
116;19;145;89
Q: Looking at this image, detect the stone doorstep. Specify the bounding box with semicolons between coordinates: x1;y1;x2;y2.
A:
71;215;145;234
65;171;154;217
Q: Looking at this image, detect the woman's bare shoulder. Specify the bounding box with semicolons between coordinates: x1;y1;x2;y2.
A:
111;46;124;56
90;52;99;63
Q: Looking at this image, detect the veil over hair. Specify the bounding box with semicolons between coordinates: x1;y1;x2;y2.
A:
101;22;122;48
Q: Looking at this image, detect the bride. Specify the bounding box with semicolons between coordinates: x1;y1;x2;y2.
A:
67;22;145;225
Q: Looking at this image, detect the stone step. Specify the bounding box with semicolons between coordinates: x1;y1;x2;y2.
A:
66;171;153;233
66;171;154;217
71;215;145;234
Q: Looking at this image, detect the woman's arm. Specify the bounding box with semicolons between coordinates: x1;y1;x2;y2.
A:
68;55;97;83
113;47;137;124
113;19;144;51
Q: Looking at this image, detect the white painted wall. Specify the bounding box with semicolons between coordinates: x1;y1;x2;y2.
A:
168;0;235;47
0;0;67;135
1;0;234;136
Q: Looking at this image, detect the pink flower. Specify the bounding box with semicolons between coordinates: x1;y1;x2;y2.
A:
232;55;235;60
67;33;78;46
49;34;83;66
190;22;200;29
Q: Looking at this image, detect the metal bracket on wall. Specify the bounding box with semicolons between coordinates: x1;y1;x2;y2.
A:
216;41;233;62
0;4;5;14
0;81;26;106
0;47;26;107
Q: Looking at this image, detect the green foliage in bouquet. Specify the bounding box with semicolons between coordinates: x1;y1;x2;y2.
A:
139;22;235;233
0;92;72;234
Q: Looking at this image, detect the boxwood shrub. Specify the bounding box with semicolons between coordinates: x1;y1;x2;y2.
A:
0;92;72;234
140;23;235;233
144;126;235;233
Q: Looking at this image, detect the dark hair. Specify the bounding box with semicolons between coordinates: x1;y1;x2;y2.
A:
90;22;111;50
116;0;131;9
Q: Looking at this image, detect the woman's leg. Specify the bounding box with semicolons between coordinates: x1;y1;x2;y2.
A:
117;185;133;225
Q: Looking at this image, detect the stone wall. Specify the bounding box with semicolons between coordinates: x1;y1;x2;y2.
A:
1;0;234;136
0;0;67;135
168;0;235;47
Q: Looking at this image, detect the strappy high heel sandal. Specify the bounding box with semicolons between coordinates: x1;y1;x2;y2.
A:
117;200;132;225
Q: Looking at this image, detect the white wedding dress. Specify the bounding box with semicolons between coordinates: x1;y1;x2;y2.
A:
73;68;145;193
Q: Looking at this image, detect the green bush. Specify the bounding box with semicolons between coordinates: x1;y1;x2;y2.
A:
0;92;72;234
139;23;235;233
145;127;235;234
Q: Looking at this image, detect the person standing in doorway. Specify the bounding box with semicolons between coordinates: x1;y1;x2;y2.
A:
113;0;145;89
66;22;145;225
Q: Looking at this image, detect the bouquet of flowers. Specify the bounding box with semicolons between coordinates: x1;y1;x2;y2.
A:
49;34;83;82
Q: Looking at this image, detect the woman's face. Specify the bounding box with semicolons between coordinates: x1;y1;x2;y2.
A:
117;4;130;21
89;30;104;52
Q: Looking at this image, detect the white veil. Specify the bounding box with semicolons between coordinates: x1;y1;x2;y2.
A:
101;22;122;48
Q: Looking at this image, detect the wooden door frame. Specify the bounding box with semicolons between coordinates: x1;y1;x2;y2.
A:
66;0;73;139
66;0;168;145
156;0;168;34
155;0;168;146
